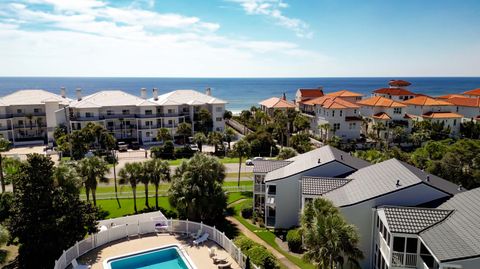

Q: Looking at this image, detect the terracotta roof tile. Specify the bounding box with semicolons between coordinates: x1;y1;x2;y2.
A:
326;90;363;97
259;97;295;108
304;96;359;109
463;88;480;96
388;80;412;87
437;94;466;99
372;112;391;120
357;96;406;108
404;96;452;106
422;112;462;119
444;97;480;107
373;87;416;96
298;89;324;98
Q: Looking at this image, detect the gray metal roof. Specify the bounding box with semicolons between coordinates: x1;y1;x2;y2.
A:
265;145;370;182
302;176;350;195
324;159;460;207
420;188;480;262
381;206;452;234
252;160;292;173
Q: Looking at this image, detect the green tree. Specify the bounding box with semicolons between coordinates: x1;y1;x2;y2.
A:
119;162;143;213
0;138;11;193
245;130;276;157
371;122;387;147
391;126;407;145
145;159;170;209
272;109;288;147
2;157;21;191
232;139;251;186
177;122;192;145
294;114;310;133
168;153;227;224
197;108;213;133
277;147;298;160
223;110;233;121
319;123;331;142
77;156;109;206
460;121;480;139
157;127;172;142
290;133;312;153
193;132;207;152
224;127;236;149
53;125;67;140
301;198;363;269
6;154;98;269
208;131;224;154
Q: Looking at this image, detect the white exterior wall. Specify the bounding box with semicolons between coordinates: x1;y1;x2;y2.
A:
44;101;61;144
268;161;357;229
374;93;414;102
316;107;361;140
338;184;452;269
456;106;480;119
212;104;225;132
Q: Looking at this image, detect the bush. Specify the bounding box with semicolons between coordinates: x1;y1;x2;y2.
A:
241;205;253;219
150;141;175;159
234;236;279;269
286;229;302;253
234;236;256;251
174;146;195;159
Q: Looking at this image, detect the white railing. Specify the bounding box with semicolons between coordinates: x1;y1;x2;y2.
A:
254;184;266;193
392;251;417;268
53;215;259;269
378;232;390;263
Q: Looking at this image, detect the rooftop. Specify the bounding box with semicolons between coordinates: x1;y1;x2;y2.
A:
463;88;480;96
422;111;462;119
0;89;71;106
252;159;292;173
303;96;359;109
403;96;452;106
152;89;227;106
372;112;391;120
259;97;295;109
326;90;363;98
380;206;452;234
297;88;324;98
357;96;406;108
388;80;412;87
443;97;480;107
70;90;157;108
302;176;350;196
437;94;466;99
373;87;415;96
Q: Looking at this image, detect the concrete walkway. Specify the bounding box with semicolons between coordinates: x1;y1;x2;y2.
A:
226;216;300;269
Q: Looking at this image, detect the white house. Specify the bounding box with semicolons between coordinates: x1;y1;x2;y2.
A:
258;94;296;117
373;80;417;102
438;96;480;121
295;87;324;110
325;89;363;103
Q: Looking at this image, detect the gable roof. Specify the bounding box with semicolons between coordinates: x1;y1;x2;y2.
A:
265;145;370;182
70;90;157;108
326;90;363;98
303;96;359;109
422;112;462;119
388;80;412;87
252;160;292;173
297;89;324;98
324;159;460;207
373;87;415;96
302;176;350;196
403;96;452;106
372;112;391;120
259;97;295;109
437;94;466;99
152;89;227;106
463;88;480;96
420;188;480;262
0;89;71;106
444;97;480;107
380;206;452;234
357;96;406;108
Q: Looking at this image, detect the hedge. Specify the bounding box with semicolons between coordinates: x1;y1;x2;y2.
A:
286;229;302;253
234;236;279;269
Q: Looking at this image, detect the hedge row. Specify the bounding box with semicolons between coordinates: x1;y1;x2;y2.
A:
234;236;279;269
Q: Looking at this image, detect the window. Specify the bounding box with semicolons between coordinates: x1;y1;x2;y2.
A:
168;120;173;125
122;110;130;115
146;121;152;126
146;131;151;137
453;119;457;126
216;107;223;112
340;110;343;117
18;120;24;126
107;110;114;115
145;110;152;115
168;109;174;114
332;110;335;117
268;185;276;195
333;123;340;131
406;238;418;253
17;109;22;114
394;108;402;114
183;107;189;113
393;237;405;252
107;122;113;127
34;108;40;113
216;117;222;122
349;122;356;129
85;112;93;118
456;106;459;112
354;109;357;114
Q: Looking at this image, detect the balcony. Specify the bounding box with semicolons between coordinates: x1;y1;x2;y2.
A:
11;112;46;117
254;184;266;193
266;217;275;227
392;252;417;268
13;124;47;129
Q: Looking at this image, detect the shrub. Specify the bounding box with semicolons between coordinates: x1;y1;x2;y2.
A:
247;246;278;269
150;141;175;159
234;236;256;251
286;229;302;253
174;147;194;159
241;205;253;219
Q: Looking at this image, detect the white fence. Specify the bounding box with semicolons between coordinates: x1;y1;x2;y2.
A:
53;215;259;269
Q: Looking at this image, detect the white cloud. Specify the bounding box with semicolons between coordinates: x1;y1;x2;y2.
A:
231;0;312;38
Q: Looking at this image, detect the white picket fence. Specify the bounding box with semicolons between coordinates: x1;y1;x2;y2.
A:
53;213;259;269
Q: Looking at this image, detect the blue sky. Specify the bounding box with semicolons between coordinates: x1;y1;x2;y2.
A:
0;0;479;77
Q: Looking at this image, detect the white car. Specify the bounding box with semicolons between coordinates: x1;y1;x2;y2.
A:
246;156;264;166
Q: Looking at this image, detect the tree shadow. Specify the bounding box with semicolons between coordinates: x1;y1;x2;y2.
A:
214;218;240;239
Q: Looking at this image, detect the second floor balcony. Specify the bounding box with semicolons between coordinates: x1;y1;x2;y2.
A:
254;184;266;193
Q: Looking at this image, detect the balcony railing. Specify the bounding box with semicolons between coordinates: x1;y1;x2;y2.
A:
392;252;417;268
11;112;46;117
70;113;188;121
254;184;266;193
379;232;390;262
13;124;47;129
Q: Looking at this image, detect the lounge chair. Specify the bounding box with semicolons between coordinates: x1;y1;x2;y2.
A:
208;247;216;258
217;262;232;269
193;233;209;246
190;229;202;239
71;258;91;269
212;255;228;264
155;222;168;233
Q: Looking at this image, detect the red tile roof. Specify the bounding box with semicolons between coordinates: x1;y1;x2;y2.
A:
404;96;452;106
437;94;465;99
326;90;363;97
303;96;359;109
357;96;406;108
444;97;480;107
373;87;416;96
422;112;462;119
388;80;412;87
372;112;391;120
298;89;324;98
463;88;480;96
259;97;296;109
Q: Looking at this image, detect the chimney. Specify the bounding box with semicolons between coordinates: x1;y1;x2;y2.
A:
141;88;147;99
206;87;212;96
60;87;66;98
76;88;82;101
282;92;287;101
153;88;158;101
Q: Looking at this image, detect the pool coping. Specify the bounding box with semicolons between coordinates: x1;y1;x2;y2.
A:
102;243;198;269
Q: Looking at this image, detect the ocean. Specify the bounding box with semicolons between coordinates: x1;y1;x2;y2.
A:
0;77;479;113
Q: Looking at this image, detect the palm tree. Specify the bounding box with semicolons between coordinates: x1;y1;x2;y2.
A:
232;139;251;186
177;122;192;145
273;109;288;147
146;159;170;209
118;162;143;213
157;127;172;142
77;156;109;206
224;127;236;149
319;123;331;142
301;198;363;269
140;162;151;208
0;138;10;193
208;131;223;154
193;132;207;152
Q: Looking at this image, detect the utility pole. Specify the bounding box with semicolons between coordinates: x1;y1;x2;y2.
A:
112;149;121;208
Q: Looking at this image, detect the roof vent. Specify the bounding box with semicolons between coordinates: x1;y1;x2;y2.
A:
458;184;463;191
340;154;343;160
76;88;82;101
140;88;147;99
396;180;401;187
425;175;430;182
206;87;212;96
60;87;66;98
153;88;158;101
318;158;321;164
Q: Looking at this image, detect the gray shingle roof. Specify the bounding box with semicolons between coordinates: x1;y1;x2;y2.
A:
302;176;350;195
252;160;292;173
324;159;460;207
381;206;452;234
265;145;370;182
420;188;480;262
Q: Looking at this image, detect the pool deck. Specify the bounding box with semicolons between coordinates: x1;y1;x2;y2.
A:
78;233;241;269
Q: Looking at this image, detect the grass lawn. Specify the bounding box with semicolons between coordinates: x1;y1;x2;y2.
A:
226;192;252;204
168;157;240;166
231;200;315;269
225;172;253;178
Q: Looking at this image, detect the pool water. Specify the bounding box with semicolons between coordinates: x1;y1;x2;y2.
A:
107;246;190;269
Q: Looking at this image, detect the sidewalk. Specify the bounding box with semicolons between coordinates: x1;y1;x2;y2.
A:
226;216;300;269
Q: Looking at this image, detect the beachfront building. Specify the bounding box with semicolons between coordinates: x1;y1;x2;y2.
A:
373;80;416;102
0;89;71;146
325;89;363;103
258;94;296;117
374;187;480;269
68;88;227;144
357;96;410;139
299;158;460;269
301;96;362;140
254;145;370;228
437;96;480;121
463;88;480;98
403;96;462;136
295;87;324;111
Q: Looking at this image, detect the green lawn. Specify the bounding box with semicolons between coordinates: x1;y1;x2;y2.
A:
97;197;173;219
231;200;315;269
225;172;253;178
226;192;252;204
168;157;240;166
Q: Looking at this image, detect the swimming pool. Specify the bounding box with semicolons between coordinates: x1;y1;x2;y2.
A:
103;244;196;269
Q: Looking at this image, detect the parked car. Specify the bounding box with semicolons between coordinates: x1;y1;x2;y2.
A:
117;142;128;152
246;156;264;166
188;144;199;151
130;141;140;150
